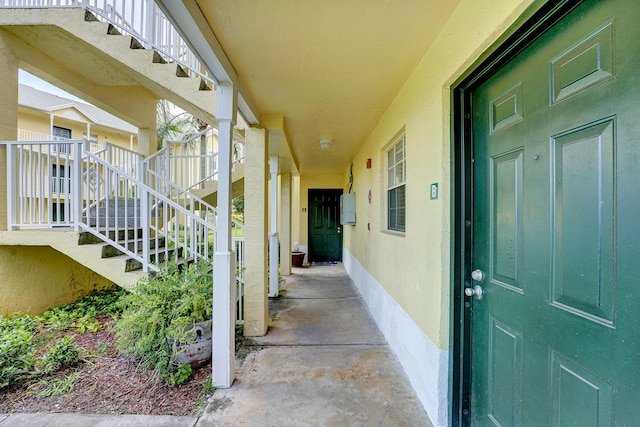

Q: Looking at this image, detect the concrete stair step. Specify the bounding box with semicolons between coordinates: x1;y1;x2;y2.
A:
83;217;141;227
125;247;184;272
78;228;143;245
101;236;167;258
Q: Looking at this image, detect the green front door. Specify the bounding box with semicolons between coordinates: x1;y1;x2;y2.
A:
309;189;342;262
470;0;640;425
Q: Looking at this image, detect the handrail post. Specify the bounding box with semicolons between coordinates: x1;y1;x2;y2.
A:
145;0;156;49
141;161;150;273
6;143;16;230
72;141;83;231
105;144;112;198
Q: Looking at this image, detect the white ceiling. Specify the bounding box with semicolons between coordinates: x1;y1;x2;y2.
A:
194;0;461;175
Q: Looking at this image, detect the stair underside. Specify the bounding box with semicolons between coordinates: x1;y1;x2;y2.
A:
0;7;217;126
0;229;145;290
190;165;245;206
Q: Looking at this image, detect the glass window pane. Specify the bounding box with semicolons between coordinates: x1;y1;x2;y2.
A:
397;207;405;231
395;162;404;184
389;209;397;230
387;137;406;232
395;141;403;159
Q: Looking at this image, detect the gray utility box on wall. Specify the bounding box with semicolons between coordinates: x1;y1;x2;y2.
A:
340;193;356;225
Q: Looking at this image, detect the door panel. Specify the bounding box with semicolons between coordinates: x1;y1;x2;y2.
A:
308;190;342;262
551;119;615;325
470;0;640;425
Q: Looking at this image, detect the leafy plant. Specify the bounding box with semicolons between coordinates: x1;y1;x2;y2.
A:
28;371;80;397
0;315;37;388
39;336;83;373
115;260;213;385
36;288;124;333
1;289;122;390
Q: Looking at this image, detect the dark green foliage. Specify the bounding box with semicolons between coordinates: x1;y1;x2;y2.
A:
232;194;244;214
36;288;125;333
0;288;123;389
0;316;37;388
40;336;83;373
115;260;213;385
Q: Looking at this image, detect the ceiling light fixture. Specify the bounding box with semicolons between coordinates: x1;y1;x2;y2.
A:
319;139;332;151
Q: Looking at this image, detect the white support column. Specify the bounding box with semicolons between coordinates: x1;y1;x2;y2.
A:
212;82;237;388
279;172;292;275
268;156;279;297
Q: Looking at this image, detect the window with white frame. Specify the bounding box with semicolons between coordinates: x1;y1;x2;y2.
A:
387;135;406;232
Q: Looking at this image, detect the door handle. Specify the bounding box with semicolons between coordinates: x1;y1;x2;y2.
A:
466;269;485;299
465;285;483;299
337;227;341;234
471;269;484;281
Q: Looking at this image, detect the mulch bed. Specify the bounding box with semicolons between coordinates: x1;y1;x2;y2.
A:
0;320;212;416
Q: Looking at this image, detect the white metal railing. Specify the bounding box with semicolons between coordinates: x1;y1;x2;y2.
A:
3;140;245;302
233;236;244;322
18;129;102;153
149;127;245;192
5;140;84;227
1;0;213;86
93;142;143;198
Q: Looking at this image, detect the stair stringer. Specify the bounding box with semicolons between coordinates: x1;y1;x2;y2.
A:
0;230;144;290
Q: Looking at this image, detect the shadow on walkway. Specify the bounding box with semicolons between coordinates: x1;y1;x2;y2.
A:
199;263;433;426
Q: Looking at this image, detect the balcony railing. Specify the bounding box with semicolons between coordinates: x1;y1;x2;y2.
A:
18;129;102;152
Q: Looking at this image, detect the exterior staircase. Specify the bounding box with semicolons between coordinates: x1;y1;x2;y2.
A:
190;164;245;206
0;2;245;292
0;4;217;125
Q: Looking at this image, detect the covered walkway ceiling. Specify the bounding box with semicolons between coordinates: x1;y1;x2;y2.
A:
165;0;461;176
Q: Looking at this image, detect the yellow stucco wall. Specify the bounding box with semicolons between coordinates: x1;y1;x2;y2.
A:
0;246;115;316
341;0;536;350
18;106;138;151
17;108;49;135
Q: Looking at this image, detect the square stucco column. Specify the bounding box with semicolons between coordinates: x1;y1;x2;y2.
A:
243;127;268;336
135;96;158;157
0;32;18;231
279;172;292;275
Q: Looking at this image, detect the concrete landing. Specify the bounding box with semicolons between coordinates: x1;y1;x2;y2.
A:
199;264;433;426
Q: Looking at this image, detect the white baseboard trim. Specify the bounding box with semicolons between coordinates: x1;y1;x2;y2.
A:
343;248;448;427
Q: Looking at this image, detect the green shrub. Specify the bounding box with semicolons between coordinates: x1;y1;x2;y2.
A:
1;289;122;390
115;260;213;385
0;316;37;388
39;335;83;373
36;288;124;332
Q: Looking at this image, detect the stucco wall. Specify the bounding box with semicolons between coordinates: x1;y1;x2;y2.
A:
342;0;536;351
0;246;115;316
18;106;138;150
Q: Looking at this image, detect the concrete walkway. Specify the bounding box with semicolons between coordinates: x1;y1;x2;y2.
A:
199;264;432;426
1;264;432;427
